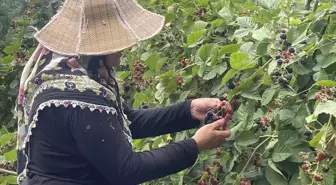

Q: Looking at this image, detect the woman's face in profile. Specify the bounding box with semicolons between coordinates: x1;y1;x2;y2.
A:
106;52;122;68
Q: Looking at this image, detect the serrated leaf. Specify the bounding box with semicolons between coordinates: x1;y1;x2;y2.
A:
156;57;168;73
261;89;276;106
265;166;288;185
196;44;214;63
258;0;279;9
299;169;312;184
280;109;296;125
192;21;208;32
219;44;241;56
221;69;238;86
218;6;234;22
230;52;256;71
0;133;16;145
233;28;250;38
236;17;253;28
314;101;336;118
272;144;292;162
236;131;259;146
252;26;272;41
186;30;206;47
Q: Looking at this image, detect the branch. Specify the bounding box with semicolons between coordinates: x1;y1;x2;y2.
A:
312;0;319;12
305;0;313;10
0;168;16;175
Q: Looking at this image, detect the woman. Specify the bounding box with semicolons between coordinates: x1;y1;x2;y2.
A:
15;0;231;185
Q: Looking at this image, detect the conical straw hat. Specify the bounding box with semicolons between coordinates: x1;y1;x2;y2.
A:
34;0;165;56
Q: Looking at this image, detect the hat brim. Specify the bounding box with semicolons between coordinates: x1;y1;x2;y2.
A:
34;0;165;56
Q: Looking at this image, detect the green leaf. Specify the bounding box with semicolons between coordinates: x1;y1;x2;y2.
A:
299;169;312;184
0;133;16;145
4;176;17;184
233;28;250;38
142;70;155;80
272;144;292;162
236;131;259;146
265;166;288;185
3;149;16;162
261;89;276;106
256;38;270;54
116;71;130;81
145;53;158;70
156;57;168;73
2;56;14;64
221;69;238;86
313;80;336;87
309;127;325;147
203;66;226;80
252;26;272;41
196;44;214;63
313;53;336;71
314;101;336;118
9;79;18;89
186;30;206;47
218;6;234;22
230;52;256;71
192;21;208;32
257;0;279;9
268;159;286;178
236;17;253;28
3;44;19;55
219;44;241;56
179;91;190;102
279;109;296;125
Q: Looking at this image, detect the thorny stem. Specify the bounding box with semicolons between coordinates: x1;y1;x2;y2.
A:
312;0;319;12
0;168;16;175
239;136;272;175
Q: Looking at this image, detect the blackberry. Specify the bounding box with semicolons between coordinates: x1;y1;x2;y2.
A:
255;119;261;125
288;47;295;53
280;33;287;40
286;67;293;73
261;127;267;132
277;59;283;65
275;55;281;59
322;167;329;173
228;82;236;89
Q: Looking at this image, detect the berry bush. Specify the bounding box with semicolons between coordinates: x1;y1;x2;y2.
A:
1;0;336;185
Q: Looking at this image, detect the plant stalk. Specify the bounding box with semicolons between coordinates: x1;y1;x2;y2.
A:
239;136;272;175
0;168;16;175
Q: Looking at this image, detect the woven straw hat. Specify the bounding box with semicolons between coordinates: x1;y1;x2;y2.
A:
34;0;165;56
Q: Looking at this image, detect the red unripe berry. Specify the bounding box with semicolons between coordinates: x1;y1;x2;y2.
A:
245;180;251;185
301;163;309;170
240;176;246;182
268;108;273;113
233;99;239;105
315;94;320;100
216;148;221;156
205;165;210;172
314;175;323;182
235;82;241;86
255;161;261;167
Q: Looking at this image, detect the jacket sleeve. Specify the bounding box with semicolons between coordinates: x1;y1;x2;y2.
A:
123;100;201;139
69;107;199;185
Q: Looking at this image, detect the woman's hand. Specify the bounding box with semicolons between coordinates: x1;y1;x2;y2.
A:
192;118;230;151
190;98;222;121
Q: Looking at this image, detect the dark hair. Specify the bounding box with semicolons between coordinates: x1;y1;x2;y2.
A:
87;55;127;127
87;55;107;82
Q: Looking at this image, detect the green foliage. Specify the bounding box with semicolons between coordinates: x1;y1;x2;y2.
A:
1;0;336;185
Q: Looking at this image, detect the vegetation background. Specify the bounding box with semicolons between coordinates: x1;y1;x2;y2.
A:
0;0;336;185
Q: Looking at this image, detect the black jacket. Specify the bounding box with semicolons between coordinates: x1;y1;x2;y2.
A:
23;98;200;185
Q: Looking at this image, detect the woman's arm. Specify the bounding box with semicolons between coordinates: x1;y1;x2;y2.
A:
123;100;201;139
70;106;199;185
